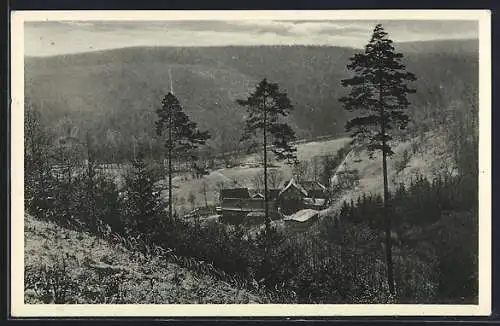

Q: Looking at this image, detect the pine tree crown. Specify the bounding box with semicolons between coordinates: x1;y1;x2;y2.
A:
155;91;211;156
238;78;298;164
339;24;417;156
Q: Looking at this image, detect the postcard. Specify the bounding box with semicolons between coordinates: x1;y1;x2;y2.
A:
10;9;491;317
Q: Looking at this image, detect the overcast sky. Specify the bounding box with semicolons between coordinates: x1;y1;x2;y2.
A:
24;20;478;57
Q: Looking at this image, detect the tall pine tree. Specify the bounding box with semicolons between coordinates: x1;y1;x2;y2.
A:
339;24;416;294
155;92;210;222
237;78;297;227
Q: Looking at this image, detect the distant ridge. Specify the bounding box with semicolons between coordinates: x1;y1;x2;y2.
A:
24;38;479;60
25;39;478;156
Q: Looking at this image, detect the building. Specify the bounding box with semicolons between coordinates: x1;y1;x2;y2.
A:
300;181;327;199
300;181;329;210
217;188;279;224
278;178;308;215
219;188;250;202
217;180;328;225
252;193;264;199
283;209;320;232
278;179;329;214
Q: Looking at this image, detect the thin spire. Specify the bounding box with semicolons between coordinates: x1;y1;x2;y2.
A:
169;68;174;94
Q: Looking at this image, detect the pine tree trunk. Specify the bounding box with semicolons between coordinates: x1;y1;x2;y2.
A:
263;95;270;229
168;113;173;223
169;147;173;223
380;95;395;295
382;144;394;294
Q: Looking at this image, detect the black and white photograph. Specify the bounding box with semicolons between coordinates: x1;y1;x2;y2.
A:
10;10;491;317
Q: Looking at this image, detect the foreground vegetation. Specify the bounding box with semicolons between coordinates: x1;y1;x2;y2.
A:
24;214;272;304
25;129;478;304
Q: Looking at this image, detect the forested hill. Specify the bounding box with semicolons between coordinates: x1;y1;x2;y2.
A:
25;39;478;159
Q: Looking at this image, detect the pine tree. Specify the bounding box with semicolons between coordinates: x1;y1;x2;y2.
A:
73;133;98;231
339;24;417;294
155;92;210;222
73;132;121;233
24;101;54;216
237;78;298;227
122;153;166;239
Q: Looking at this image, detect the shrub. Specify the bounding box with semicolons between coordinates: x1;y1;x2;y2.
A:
432;210;478;303
393;148;411;174
25;255;79;304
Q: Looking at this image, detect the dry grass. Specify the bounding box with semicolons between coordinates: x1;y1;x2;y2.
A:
24;214;264;304
322;130;455;217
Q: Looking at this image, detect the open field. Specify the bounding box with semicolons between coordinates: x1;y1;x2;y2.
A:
168;137;351;214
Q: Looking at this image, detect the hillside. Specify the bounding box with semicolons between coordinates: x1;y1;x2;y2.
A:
25;40;478;159
322;129;459;219
24;214;265;304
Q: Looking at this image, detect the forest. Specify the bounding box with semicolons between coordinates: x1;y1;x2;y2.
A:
24;28;479;304
24;39;478;162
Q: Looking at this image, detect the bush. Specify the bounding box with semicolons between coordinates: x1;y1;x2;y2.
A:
432;210;478;302
393;246;439;303
316;220;392;303
332;171;478;303
25;255;80;304
393;148;411;174
72;161;122;233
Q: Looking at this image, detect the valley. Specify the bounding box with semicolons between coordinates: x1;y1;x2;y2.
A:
23;35;480;305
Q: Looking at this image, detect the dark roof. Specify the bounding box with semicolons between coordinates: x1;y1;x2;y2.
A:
300;181;327;193
279;179;327;198
220;188;250;199
279;178;308;196
251;190;279;200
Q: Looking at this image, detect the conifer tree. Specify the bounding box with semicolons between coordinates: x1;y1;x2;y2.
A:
122;152;165;238
71;133;121;233
24;101;54;216
339;24;417;294
155;92;210;222
79;132;98;230
237;78;298;227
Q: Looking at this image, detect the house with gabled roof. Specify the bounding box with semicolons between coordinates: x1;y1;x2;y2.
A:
219;188;250;202
278;178;308;215
217;187;279;224
252;193;265;199
300;181;327;198
279;178;329;214
216;179;329;225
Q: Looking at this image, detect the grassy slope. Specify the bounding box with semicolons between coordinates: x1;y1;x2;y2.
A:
322;130;455;217
24;214;263;304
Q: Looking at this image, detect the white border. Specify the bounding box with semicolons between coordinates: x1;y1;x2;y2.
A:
10;10;492;317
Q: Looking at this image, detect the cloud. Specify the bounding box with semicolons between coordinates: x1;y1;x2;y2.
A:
24;20;479;57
